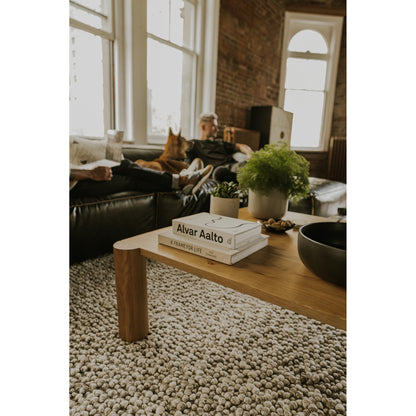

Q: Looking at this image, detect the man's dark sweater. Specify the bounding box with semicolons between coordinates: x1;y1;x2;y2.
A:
185;139;237;169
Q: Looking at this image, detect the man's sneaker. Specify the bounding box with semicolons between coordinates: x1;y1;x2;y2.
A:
180;158;204;176
182;165;213;195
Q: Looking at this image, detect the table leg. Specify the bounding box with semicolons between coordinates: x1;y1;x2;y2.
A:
113;247;149;341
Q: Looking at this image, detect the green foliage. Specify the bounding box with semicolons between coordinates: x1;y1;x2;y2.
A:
212;181;241;199
237;142;310;200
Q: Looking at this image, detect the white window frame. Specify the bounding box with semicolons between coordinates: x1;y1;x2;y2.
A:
278;12;343;152
146;0;199;144
69;0;115;40
113;0;219;144
69;0;115;135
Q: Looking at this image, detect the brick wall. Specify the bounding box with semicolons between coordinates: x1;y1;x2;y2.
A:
331;16;346;137
215;0;346;177
215;0;284;130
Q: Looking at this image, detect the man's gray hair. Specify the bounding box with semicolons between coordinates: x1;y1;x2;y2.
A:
199;112;218;123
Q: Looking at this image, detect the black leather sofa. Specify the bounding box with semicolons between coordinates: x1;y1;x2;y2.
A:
70;145;346;263
70;145;216;263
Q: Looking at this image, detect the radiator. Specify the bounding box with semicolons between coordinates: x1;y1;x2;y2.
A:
327;136;346;183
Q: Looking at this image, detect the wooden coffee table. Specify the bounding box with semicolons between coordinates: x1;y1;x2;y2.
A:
113;208;346;341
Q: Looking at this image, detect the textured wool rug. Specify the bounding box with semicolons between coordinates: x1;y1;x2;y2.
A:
70;254;346;416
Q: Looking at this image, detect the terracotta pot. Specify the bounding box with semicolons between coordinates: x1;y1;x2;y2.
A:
210;195;240;218
248;188;288;219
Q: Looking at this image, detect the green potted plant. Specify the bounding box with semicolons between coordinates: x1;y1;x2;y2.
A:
237;142;310;219
210;181;241;218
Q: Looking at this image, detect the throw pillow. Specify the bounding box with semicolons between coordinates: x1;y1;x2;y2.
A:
70;135;107;166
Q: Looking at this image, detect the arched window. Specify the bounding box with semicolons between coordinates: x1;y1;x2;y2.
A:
288;29;328;53
279;13;343;151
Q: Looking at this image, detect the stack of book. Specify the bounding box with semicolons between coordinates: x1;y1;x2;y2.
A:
158;212;269;265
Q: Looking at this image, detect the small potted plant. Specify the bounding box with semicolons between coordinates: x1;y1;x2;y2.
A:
237;142;310;219
210;181;241;218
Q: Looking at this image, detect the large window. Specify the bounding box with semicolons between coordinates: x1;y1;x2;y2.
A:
279;12;343;151
69;0;219;143
69;0;114;136
146;0;198;143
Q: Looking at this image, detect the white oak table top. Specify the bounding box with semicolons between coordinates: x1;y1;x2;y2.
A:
114;208;346;330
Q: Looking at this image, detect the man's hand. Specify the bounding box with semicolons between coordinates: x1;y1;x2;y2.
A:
89;166;113;181
235;143;254;160
70;166;113;182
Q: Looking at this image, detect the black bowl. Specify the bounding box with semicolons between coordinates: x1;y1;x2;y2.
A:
298;222;346;287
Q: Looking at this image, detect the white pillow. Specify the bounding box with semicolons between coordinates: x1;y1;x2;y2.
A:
105;130;124;163
70;135;107;166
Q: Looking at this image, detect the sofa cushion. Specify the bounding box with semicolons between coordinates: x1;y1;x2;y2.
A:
288;177;346;217
122;145;164;162
70;193;156;263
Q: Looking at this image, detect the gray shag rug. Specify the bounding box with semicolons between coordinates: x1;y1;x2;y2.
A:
70;254;346;416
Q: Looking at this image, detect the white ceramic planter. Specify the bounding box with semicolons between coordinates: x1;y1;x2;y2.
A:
248;188;288;219
210;195;240;218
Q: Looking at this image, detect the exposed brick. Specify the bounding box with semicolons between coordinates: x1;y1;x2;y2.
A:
215;0;347;175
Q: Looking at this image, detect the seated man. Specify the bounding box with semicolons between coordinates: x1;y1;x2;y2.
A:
185;113;254;183
70;159;213;198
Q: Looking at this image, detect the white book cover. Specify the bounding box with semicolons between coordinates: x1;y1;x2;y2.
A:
70;130;124;169
172;212;262;249
158;229;269;265
70;158;120;170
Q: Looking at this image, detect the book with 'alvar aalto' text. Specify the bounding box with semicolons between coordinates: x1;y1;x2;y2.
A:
158;228;268;265
171;212;262;249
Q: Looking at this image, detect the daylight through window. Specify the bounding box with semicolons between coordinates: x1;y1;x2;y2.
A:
279;13;343;151
147;0;197;143
69;0;113;137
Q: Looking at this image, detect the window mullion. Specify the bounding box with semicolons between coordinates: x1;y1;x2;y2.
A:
70;0;109;19
288;51;327;60
70;18;114;41
168;0;171;42
147;32;197;56
286;87;325;93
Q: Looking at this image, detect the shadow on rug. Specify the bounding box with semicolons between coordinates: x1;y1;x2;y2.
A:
70;254;346;416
